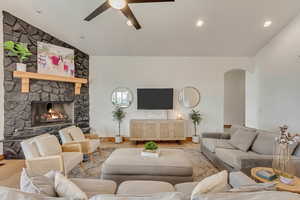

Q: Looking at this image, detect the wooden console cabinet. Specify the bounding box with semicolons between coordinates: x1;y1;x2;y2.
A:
130;119;186;141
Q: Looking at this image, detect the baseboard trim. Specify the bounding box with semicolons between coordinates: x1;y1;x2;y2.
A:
100;137;192;142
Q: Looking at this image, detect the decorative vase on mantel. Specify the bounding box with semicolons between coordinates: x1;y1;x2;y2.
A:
272;125;299;185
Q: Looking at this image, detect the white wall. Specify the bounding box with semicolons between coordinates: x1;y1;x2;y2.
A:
90;57;252;137
254;13;300;133
0;10;4;154
224;70;245;126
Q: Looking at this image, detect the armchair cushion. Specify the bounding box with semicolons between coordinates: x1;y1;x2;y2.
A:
70;127;85;141
21;134;50;159
70;178;116;198
89;139;100;152
35;135;62;157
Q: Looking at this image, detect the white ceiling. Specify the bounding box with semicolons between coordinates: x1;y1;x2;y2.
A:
2;0;300;56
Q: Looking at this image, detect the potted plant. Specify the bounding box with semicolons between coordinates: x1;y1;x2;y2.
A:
142;141;160;157
112;106;126;144
4;41;32;72
189;109;202;143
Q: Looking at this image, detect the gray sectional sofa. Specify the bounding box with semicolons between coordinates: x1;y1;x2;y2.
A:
201;126;300;177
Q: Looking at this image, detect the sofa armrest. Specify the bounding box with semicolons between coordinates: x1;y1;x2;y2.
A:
25;155;64;176
201;132;230;139
240;156;273;169
62;143;82;153
70;178;117;197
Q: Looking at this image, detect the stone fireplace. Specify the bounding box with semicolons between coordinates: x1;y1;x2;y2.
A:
31;101;74;127
3;12;90;159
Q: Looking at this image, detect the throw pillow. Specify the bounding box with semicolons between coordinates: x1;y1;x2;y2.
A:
35;135;62;156
251;131;278;155
229;128;257;152
54;172;88;200
191;170;230;199
20;168;56;197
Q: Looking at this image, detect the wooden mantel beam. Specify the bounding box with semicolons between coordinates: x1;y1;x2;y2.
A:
13;71;88;95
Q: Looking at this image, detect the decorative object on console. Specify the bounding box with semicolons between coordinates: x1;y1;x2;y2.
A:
189;109;202;143
178;86;201;108
37;42;75;77
142;141;160;158
4;41;32;72
111;87;133;108
272;125;300;185
112;106;126;144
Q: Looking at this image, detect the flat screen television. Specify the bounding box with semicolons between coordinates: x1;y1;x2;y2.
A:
137;88;173;110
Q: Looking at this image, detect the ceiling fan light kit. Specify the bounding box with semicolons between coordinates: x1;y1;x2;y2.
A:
84;0;175;30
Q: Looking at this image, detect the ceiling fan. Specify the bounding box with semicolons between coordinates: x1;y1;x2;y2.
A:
84;0;174;30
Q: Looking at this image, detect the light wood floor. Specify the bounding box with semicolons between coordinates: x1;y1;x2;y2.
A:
0;141;199;189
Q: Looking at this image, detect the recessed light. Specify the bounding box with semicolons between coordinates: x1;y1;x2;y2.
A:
127;20;133;26
36;10;43;14
264;20;272;28
80;36;85;40
196;20;204;27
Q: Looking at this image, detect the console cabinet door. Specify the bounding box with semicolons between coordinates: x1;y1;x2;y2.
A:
144;122;158;139
130;121;143;138
174;121;185;138
160;122;170;138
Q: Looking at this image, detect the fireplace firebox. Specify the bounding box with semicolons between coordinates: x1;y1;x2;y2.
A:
31;101;74;127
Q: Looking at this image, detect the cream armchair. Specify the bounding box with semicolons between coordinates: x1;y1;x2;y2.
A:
21;134;83;177
59;126;100;161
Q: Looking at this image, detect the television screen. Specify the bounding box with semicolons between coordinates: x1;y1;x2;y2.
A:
137;88;173;110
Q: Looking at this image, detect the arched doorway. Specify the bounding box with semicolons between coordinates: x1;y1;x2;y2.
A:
224;69;246;127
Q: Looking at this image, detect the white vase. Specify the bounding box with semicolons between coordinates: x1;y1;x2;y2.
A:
192;135;200;143
115;136;123;144
16;63;26;72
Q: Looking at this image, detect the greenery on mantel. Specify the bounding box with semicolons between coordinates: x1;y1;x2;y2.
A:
4;41;32;63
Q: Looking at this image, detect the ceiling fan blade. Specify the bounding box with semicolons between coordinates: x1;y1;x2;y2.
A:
128;0;174;3
121;5;141;30
84;1;111;21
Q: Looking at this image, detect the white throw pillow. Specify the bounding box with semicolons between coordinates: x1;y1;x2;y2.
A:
20;168;56;197
35;135;62;156
191;170;230;200
55;173;88;200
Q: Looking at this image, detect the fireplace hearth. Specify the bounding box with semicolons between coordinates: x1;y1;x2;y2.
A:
31;101;74;127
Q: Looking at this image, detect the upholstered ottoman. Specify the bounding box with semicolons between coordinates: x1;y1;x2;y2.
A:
101;148;193;185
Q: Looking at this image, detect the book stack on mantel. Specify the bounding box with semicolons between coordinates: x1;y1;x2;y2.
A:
256;169;277;181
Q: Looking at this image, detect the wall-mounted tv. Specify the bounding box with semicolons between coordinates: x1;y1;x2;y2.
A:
137;88;174;110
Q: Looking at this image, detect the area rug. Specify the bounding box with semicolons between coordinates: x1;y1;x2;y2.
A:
68;148;219;182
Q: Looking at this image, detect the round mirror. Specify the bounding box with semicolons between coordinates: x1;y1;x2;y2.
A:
111;87;133;108
178;87;201;108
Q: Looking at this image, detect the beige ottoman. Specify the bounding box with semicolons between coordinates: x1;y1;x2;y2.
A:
101;148;193;185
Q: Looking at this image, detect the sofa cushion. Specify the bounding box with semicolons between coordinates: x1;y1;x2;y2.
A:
202;139;236;153
20;168;56;197
62;152;83;173
90;193;183;200
227;125;242;135
191;171;230;199
117;181;175;195
35;135;62;157
229;171;256;188
55;173;88;200
71;179;116;198
175;182;199;200
251;131;277;155
215;148;258;169
229;128;257;152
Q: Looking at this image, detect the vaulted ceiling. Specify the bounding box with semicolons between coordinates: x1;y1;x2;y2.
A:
2;0;300;56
